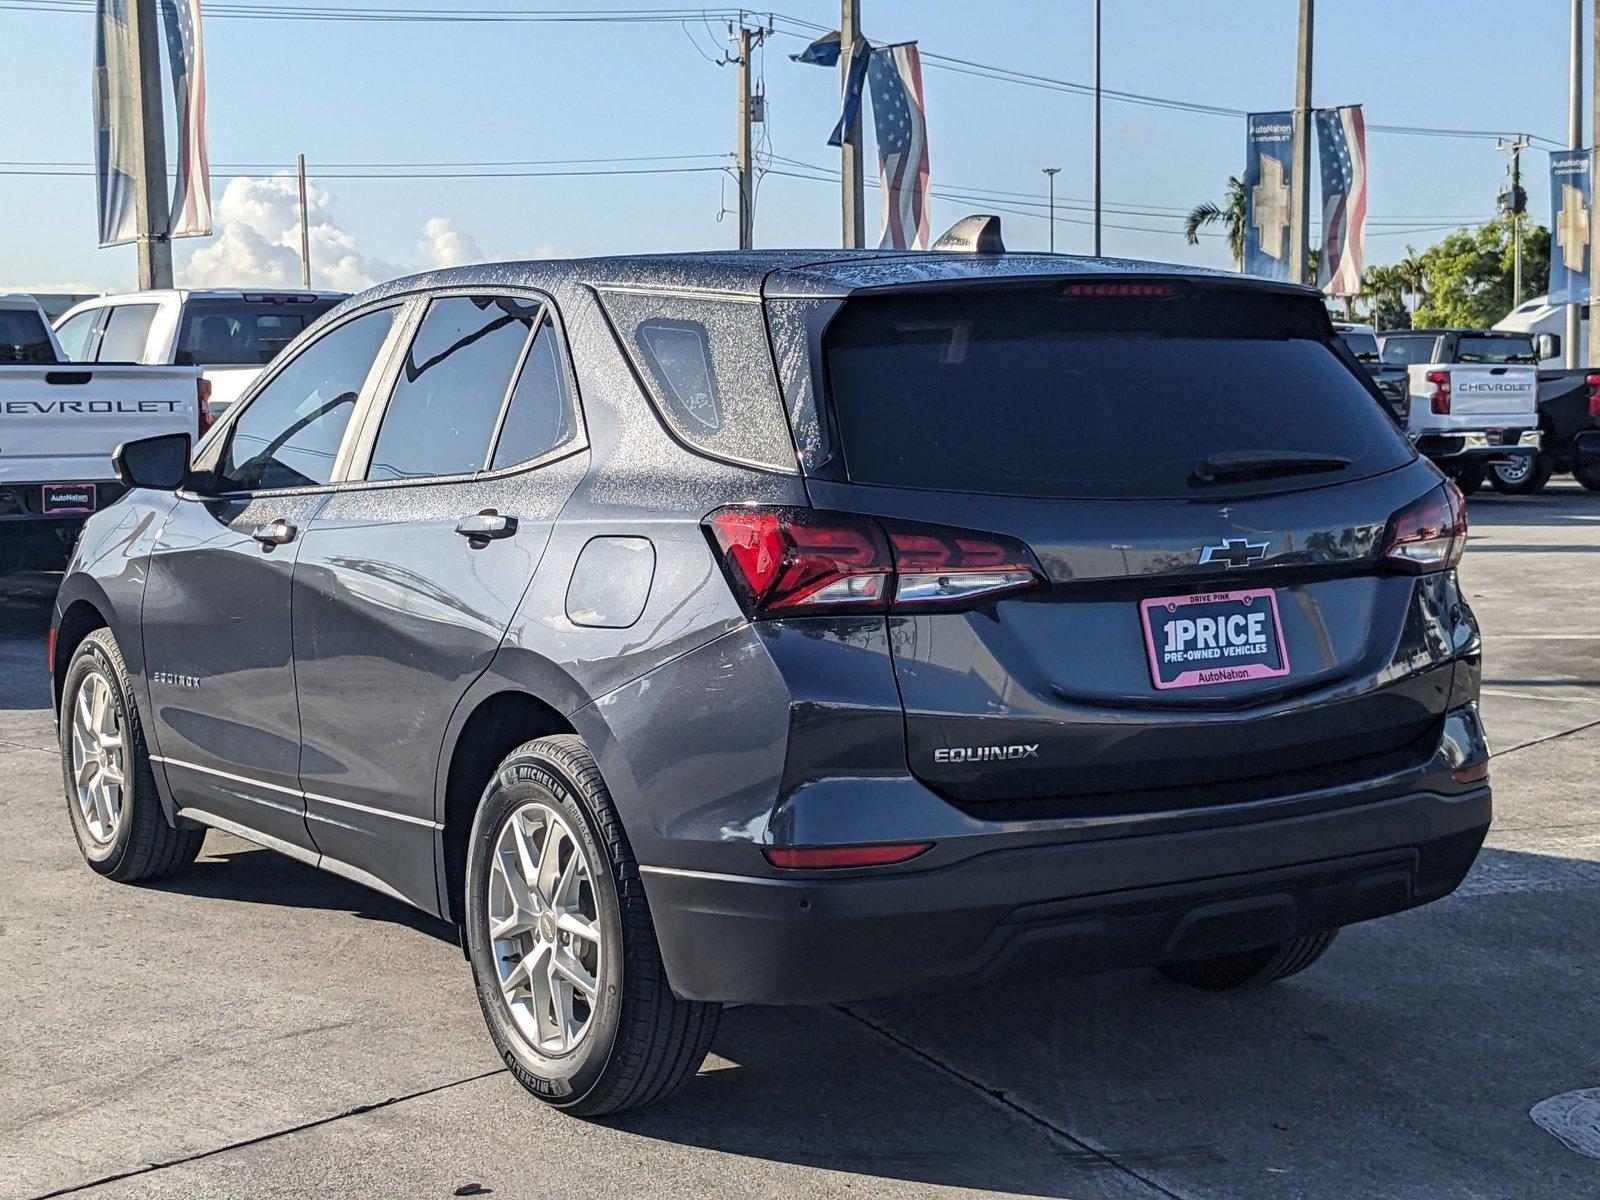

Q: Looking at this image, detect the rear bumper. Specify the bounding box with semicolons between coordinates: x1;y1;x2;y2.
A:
1413;428;1540;465
644;784;1490;1005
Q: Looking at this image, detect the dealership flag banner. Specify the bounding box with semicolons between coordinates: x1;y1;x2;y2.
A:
1244;111;1294;280
867;42;931;250
1316;105;1367;297
1550;149;1592;306
93;0;139;247
160;0;211;238
93;0;210;247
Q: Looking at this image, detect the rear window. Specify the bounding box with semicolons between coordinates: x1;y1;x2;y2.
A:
0;309;55;363
1456;334;1537;364
822;284;1413;501
1379;335;1437;365
1337;329;1379;361
177;298;340;367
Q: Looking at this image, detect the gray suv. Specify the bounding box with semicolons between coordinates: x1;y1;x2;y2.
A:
52;243;1491;1116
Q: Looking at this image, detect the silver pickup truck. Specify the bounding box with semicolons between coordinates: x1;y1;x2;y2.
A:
0;295;202;569
1377;327;1554;494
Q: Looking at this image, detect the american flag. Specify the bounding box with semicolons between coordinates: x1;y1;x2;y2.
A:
160;0;212;238
1316;104;1366;297
867;42;930;251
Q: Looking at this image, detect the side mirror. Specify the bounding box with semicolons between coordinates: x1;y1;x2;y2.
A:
113;433;192;491
1537;331;1561;360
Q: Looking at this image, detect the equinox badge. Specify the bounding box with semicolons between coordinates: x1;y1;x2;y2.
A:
934;744;1040;764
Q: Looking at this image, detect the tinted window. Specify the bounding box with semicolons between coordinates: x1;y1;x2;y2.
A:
54;310;98;362
823;286;1413;501
176;298;340;367
367;296;540;482
219;307;396;491
1380;335;1437;365
490;315;578;470
0;309;56;363
1456;334;1538;364
1337;330;1380;360
96;304;158;362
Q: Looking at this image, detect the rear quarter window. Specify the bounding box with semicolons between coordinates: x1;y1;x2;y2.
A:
822;284;1414;501
599;289;796;472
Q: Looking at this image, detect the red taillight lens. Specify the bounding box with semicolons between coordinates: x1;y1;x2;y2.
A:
1585;373;1600;419
763;842;933;869
1381;481;1467;572
196;377;214;437
1426;369;1451;415
704;507;1044;616
706;507;891;613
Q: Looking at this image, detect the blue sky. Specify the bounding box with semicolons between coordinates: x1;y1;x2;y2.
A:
0;0;1584;293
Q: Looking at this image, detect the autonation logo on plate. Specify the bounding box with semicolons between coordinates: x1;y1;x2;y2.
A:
1139;588;1291;690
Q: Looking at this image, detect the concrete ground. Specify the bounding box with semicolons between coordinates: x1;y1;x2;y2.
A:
2;483;1598;1200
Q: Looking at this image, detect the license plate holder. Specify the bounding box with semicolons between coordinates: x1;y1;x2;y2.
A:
41;483;98;516
1139;587;1290;691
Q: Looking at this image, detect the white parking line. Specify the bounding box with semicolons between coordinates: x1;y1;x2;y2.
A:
1480;687;1600;705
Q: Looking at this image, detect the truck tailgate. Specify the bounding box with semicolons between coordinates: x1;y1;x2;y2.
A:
0;365;199;484
1427;364;1537;427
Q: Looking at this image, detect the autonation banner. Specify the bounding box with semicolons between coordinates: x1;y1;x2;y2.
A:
1244;111;1295;280
1550;149;1591;306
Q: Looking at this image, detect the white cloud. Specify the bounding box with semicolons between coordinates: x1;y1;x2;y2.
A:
418;217;483;269
181;176;491;293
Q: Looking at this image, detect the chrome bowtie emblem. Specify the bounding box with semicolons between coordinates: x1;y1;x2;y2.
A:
1199;537;1269;568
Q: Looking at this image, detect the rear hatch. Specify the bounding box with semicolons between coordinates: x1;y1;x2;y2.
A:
787;278;1455;817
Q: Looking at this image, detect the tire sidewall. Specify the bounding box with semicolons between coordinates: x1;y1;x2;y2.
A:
60;633;136;868
464;747;625;1108
1490;452;1551;494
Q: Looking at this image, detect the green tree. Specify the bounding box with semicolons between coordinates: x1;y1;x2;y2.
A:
1185;176;1246;268
1411;217;1550;328
1371;295;1411;331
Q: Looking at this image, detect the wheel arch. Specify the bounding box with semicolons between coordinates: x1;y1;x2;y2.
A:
52;591;113;714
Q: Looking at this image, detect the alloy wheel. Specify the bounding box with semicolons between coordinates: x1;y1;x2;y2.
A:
70;670;125;844
487;801;604;1056
1495;457;1532;483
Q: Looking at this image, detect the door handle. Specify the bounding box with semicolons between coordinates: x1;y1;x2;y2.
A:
455;508;518;545
251;518;297;547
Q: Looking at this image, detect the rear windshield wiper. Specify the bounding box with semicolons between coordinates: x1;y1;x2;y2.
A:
1190;451;1353;487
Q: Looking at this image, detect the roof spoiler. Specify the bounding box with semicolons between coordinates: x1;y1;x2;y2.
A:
932;214;1005;254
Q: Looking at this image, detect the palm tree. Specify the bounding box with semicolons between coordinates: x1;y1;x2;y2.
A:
1185;176;1247;269
1396;249;1427;312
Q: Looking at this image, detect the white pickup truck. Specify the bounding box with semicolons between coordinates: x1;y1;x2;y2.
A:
53;287;344;421
1376;327;1550;493
1;294;203;570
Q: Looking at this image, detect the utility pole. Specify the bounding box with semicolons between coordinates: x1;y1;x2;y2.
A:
296;154;312;289
840;0;866;248
734;23;767;250
128;0;173;289
1091;0;1102;256
1042;167;1060;253
1288;0;1314;286
1569;0;1584;367
1497;136;1530;307
1591;0;1600;368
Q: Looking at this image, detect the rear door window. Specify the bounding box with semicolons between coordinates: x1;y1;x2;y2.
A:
96;303;159;363
822;284;1414;501
366;295;541;482
219;307;397;492
0;309;56;363
489;314;578;470
176;298;340;366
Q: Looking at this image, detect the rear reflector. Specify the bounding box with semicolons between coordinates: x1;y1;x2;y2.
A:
704;506;1043;617
1381;481;1467;572
763;842;933;869
1451;761;1490;784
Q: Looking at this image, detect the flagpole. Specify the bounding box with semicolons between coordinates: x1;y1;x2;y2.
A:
1043;167;1060;253
296;153;311;289
1569;0;1583;367
1092;0;1102;256
1289;0;1313;287
841;0;866;248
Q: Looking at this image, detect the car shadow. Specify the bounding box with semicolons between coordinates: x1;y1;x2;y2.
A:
150;844;459;943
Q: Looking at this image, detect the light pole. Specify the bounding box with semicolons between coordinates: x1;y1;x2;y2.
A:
1091;0;1101;255
1043;167;1061;253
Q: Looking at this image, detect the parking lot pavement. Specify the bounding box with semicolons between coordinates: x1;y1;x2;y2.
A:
2;485;1598;1200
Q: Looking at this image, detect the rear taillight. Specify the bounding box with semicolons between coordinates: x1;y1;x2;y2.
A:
1381;481;1467;572
763;842;933;869
1426;369;1451;415
704;506;1044;617
1586;373;1600;419
196;377;214;437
